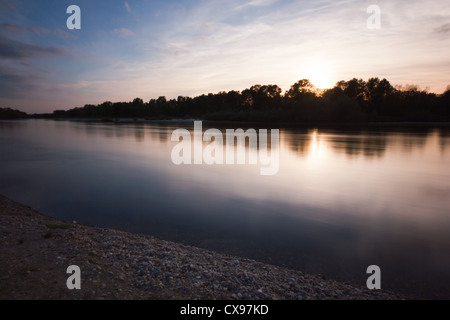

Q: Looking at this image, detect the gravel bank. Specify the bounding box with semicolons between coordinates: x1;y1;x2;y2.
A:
0;195;406;300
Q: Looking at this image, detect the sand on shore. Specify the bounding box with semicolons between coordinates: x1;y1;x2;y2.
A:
0;195;405;300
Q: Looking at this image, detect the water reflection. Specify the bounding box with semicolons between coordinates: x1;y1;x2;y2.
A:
65;122;445;161
0;120;449;299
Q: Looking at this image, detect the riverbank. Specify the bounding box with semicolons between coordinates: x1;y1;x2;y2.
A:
0;195;406;300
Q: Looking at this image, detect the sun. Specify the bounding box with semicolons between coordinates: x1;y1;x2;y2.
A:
303;63;333;89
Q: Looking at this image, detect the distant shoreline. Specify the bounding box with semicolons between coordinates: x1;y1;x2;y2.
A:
0;194;407;300
3;117;450;128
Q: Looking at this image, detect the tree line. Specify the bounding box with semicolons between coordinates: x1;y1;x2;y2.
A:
34;78;450;122
0;108;28;119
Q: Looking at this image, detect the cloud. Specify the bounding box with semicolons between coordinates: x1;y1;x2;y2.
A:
234;0;279;10
113;28;134;37
435;23;450;33
0;35;68;60
196;23;214;32
0;65;41;98
0;0;19;12
124;2;131;13
0;23;75;39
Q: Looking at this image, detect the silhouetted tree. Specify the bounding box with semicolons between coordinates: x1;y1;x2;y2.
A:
285;79;316;101
41;78;449;123
0;108;27;119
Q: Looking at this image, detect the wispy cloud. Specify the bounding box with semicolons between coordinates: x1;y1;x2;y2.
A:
0;23;75;39
435;23;450;33
113;28;134;37
233;0;279;10
0;35;68;60
0;64;42;98
0;0;19;13
124;2;131;13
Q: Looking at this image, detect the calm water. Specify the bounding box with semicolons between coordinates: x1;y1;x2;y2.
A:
1;119;449;298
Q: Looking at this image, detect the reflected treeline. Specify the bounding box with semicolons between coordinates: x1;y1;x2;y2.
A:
72;121;282;153
282;126;440;159
280;127;389;158
71;121;181;144
65;121;449;160
438;128;450;153
0;119;26;132
333;132;388;158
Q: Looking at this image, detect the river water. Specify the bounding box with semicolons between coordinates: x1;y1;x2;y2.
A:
0;119;449;298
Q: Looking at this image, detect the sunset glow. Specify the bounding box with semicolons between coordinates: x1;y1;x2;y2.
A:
303;63;334;89
0;0;449;113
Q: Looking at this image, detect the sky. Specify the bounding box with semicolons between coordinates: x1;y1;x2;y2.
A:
0;0;449;113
